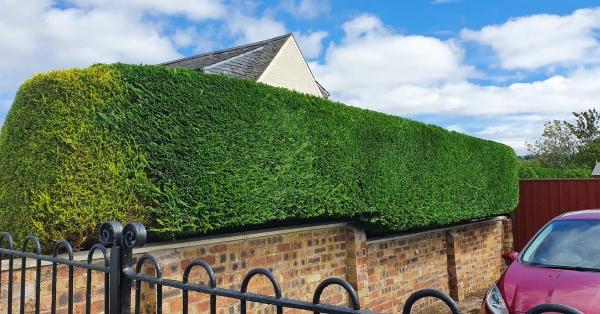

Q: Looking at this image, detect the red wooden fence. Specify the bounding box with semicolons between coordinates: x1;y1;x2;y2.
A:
514;179;600;251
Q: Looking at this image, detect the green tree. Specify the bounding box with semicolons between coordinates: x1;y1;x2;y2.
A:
564;108;600;147
572;137;600;169
526;120;578;168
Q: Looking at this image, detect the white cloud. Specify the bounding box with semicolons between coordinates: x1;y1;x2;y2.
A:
172;27;197;49
313;14;474;93
171;26;223;55
227;13;287;44
68;0;227;21
282;0;330;20
335;67;600;117
474;115;551;154
341;14;389;42
294;31;328;59
461;8;600;70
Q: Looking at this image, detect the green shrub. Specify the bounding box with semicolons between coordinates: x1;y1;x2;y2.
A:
519;165;590;179
0;64;519;247
572;138;600;169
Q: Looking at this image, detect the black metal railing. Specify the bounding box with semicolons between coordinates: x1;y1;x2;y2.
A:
0;222;586;314
0;231;111;314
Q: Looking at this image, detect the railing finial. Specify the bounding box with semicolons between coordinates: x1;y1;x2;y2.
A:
122;223;147;249
100;221;123;246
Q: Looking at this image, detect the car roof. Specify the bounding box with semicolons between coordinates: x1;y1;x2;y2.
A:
556;209;600;220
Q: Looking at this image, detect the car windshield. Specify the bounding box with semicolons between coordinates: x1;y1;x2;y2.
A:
521;219;600;271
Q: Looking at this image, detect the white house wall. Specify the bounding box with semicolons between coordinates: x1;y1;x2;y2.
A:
258;37;323;97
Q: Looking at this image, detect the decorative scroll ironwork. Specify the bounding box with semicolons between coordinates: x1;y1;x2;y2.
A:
402;289;460;314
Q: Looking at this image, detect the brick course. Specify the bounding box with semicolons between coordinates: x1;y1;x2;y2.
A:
365;231;449;313
447;220;505;301
0;217;512;313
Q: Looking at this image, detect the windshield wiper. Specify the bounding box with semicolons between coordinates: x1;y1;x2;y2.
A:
528;262;600;272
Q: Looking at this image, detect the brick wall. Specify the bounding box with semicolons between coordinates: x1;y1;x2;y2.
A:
447;219;505;301
360;217;510;313
0;260;109;313
364;231;449;312
140;224;351;314
0;217;512;314
501;218;514;254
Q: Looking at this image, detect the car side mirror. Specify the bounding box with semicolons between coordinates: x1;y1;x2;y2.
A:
502;251;518;264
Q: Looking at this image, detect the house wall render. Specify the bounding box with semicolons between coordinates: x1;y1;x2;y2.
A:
257;37;323;97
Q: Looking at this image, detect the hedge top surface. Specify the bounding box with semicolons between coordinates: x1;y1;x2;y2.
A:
519;166;591;179
0;64;519;247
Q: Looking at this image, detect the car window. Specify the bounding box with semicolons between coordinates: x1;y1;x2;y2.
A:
521;219;600;270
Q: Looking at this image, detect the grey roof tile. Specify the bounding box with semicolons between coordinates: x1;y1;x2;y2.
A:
162;33;291;80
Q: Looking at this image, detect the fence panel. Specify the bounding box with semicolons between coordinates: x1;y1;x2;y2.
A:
514;179;600;250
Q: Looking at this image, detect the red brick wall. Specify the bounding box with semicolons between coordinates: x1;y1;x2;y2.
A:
502;218;514;254
360;218;511;313
0;261;108;313
365;231;450;313
0;218;512;314
447;219;505;301
141;225;351;314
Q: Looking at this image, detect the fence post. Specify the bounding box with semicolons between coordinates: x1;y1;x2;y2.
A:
101;222;135;314
101;222;147;314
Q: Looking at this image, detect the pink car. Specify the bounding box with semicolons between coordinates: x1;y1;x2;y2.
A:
483;210;600;314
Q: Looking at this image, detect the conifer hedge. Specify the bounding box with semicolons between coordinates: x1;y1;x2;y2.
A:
519;166;590;179
0;64;519;247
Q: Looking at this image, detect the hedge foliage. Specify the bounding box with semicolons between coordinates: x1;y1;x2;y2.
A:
0;64;519;247
519;166;591;179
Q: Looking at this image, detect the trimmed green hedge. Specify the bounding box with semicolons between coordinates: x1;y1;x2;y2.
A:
0;64;519;247
519;166;591;179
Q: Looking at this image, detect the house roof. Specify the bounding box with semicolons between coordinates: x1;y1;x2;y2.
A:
593;162;600;177
162;33;291;81
162;33;329;98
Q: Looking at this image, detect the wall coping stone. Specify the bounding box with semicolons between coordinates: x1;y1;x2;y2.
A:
2;222;349;270
366;216;507;245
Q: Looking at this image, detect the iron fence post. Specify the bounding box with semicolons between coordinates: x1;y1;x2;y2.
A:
109;241;122;314
119;240;135;313
102;222;136;314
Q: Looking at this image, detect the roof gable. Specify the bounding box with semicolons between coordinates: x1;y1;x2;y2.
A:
257;36;323;97
162;34;291;80
162;33;328;98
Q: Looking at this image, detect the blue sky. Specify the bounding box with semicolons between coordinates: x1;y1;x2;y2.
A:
1;0;600;154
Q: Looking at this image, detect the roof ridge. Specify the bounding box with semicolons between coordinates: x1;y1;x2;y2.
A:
160;33;293;66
